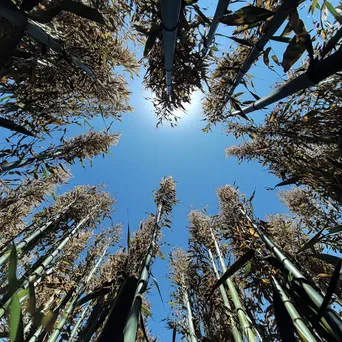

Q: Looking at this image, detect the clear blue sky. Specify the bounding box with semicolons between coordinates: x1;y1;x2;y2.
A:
52;1;322;340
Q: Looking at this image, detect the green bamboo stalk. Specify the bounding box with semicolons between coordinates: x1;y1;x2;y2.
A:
207;248;243;342
231;47;342;117
242;209;342;340
203;0;231;54
123;204;163;342
47;248;107;342
0;214;91;319
68;303;90;342
160;0;182;95
180;273;198;342
209;225;257;342
224;0;301;104
0;201;75;266
272;276;320;341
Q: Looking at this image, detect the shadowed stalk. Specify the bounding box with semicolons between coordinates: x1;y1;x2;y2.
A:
230;47;342;116
0;213;92;318
0;201;76;266
68;302;90;342
241;209;342;340
209;224;257;341
207;248;243;342
123;204;163;341
203;0;231;54
272;276;320;341
47;247;108;342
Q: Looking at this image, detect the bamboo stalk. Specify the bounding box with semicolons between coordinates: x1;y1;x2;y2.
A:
0;214;91;318
160;0;182;95
203;0;231;54
68;302;90;342
47;248;107;342
272;276;320;341
207;248;243;342
123;204;163;342
230;47;342;116
180;273;198;342
209;225;257;342
241;209;342;340
0;201;75;266
224;0;301;103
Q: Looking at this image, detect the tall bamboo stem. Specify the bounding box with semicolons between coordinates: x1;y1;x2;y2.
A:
207;248;243;342
123;205;163;341
209;225;257;342
68;302;90;342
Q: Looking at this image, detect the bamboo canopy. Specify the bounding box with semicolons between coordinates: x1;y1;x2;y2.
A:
203;0;231;54
231;46;342;116
160;0;182;95
224;0;301;103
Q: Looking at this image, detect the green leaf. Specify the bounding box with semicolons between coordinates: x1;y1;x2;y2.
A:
270;36;293;43
310;0;319;14
151;273;164;304
282;35;307;72
140;312;150;342
219;6;274;26
127;222;131;252
210;45;219;51
263;47;271;67
245;261;252;275
209;250;255;298
227;36;254;47
0;118;35;137
8;245;18;291
315;258;342;326
16;288;29;301
9;293;24;342
297;228;325;253
144;25;160;57
61;0;105;24
324;1;342;24
310;253;340;266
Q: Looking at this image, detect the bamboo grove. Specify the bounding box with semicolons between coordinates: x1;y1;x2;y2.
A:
0;0;342;341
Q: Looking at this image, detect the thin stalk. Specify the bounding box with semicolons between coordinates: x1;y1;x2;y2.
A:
209;225;257;342
123;204;163;342
272;276;320;341
160;0;182;95
224;0;301;103
68;303;90;342
203;0;231;54
207;248;243;342
0;201;75;266
230;46;342;116
0;214;91;318
0;148;62;174
180;274;198;342
242;209;342;340
47;248;107;342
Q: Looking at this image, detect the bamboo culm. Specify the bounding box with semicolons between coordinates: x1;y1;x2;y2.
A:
207;248;243;342
272;276;320;342
0;214;91;319
242;209;342;340
209;225;257;342
123;204;163;342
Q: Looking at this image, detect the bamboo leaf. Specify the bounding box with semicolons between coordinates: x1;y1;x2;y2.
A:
127;222;131;251
270;36;292;43
144;25;160;57
61;0;105;24
151;273;164;304
310;253;340;266
219;6;274;26
324;1;342;24
208;250;255;298
263;47;271;67
315;259;342;326
227;36;254;47
272;283;296;342
76;287;111;306
140;312;150;342
297;228;325;253
282;36;306;72
0;118;35;137
8;245;18;291
9;293;24;342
